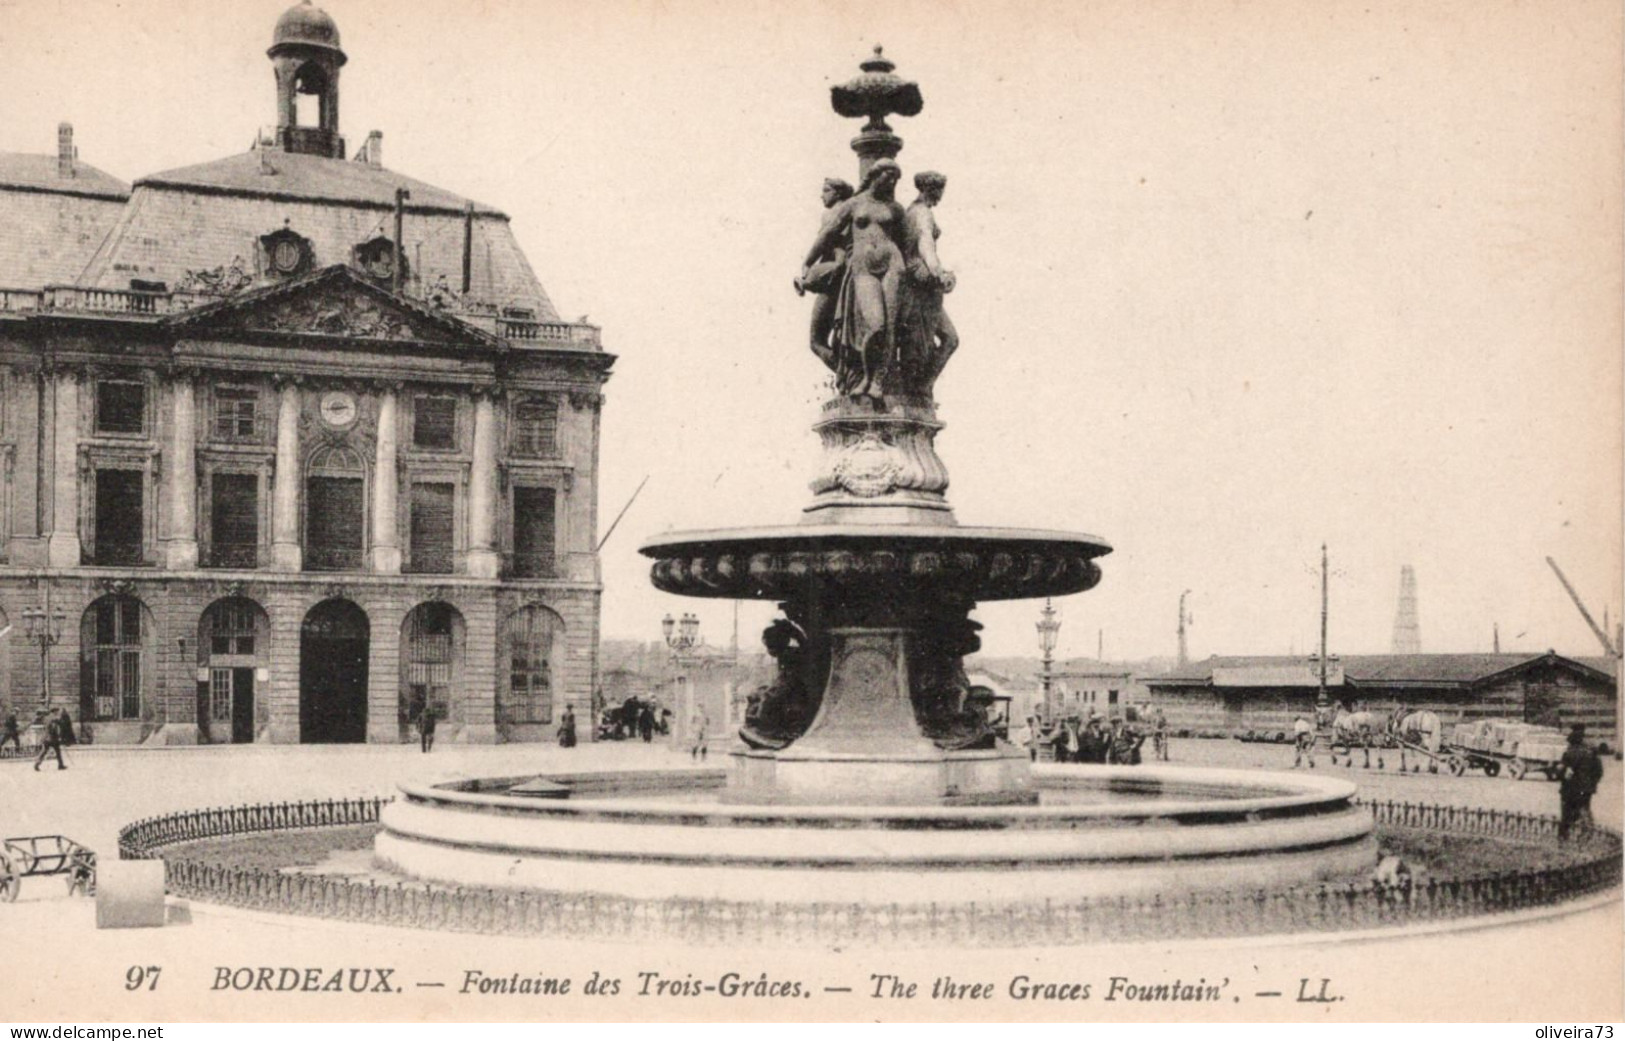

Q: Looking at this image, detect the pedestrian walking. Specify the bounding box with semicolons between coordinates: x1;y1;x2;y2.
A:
690;711;709;761
33;712;65;771
418;703;437;753
1;711;20;754
558;707;577;748
638;703;655;743
1152;708;1169;761
1292;715;1317;769
1557;724;1604;840
57;708;76;746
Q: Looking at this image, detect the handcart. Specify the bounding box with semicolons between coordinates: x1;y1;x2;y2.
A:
0;835;97;901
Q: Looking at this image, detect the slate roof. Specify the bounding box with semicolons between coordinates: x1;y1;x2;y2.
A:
0;153;131;288
0;153;129;200
77;150;560;321
135;150;500;216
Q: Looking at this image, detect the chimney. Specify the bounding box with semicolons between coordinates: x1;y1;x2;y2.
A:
57;122;75;178
359;130;383;169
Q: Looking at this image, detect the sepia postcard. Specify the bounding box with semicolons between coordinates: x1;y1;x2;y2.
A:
0;0;1619;1025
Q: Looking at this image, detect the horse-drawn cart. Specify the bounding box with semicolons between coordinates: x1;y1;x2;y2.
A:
0;835;97;901
1443;719;1567;781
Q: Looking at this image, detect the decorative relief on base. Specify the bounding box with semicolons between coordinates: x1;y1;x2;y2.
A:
808;394;949;507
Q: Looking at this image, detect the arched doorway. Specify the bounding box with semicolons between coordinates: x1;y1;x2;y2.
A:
79;595;156;743
499;604;563;738
197;597;269;744
399;602;465;742
300;599;369;743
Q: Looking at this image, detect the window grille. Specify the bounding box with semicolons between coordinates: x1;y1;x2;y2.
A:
407;482;455;574
511;486;556;578
93;469;144;565
88;597;142;721
500;606;558;724
208;472;259;568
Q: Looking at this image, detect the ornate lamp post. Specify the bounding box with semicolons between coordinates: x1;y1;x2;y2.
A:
1036;598;1061;723
22;587;67;713
662;612;701;745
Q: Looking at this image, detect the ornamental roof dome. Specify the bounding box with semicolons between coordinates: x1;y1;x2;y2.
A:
271;1;344;59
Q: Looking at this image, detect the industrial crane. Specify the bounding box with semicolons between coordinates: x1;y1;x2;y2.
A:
1546;556;1621;659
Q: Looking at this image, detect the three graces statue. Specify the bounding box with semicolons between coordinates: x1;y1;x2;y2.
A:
797;161;958;399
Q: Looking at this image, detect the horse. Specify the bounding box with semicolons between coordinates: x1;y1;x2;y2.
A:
1330;707;1385;769
1389;707;1443;773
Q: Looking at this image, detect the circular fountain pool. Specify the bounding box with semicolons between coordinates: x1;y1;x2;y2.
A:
375;764;1375;906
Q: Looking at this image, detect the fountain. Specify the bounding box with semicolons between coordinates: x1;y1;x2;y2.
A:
375;48;1375;917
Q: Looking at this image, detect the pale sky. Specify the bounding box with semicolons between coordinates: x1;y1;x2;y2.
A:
2;0;1619;661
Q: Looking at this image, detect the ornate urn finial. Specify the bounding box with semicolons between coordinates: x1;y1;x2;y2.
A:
831;44;923;175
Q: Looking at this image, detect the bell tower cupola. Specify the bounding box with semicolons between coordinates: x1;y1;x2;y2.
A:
269;0;347;158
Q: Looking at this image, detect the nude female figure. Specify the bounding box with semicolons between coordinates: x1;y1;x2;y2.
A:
799;159;906;397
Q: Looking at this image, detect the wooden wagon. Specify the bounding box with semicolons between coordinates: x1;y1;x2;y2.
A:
0;835;97;901
1444;719;1568;781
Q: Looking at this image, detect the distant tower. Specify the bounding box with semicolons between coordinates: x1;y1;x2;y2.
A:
1391;565;1421;654
269;1;348;158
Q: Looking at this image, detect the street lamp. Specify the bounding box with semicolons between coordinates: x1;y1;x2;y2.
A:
22;588;67;713
662;613;701;744
1036;598;1061;722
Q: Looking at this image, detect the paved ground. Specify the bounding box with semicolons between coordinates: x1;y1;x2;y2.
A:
1;737;1619;1022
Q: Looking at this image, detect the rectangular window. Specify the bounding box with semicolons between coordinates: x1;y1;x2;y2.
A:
305;475;364;571
511;486;556;578
210;668;232;723
407;481;455;574
92;598;142;722
208;472;259;568
213;388;258;441
413;396;457;451
93;469;144;565
511;399;558;458
96;380;146;435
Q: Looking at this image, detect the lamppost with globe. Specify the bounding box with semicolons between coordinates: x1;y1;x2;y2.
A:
662;612;701;745
1036;598;1061;724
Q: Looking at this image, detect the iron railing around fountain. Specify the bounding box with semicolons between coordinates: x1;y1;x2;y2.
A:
117;797;1621;946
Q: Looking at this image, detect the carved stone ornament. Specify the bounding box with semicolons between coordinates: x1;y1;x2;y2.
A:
422;585;452;603
567;389;602;411
322;583;351;601
98;578;137;597
829;431;902;498
254;288;415;341
175;256;254;296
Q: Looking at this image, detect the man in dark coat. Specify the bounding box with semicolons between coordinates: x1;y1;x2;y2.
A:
418;703;437;753
57;708;76;746
33;712;65;771
1557;724;1604;840
638;703;655;743
1;711;20;754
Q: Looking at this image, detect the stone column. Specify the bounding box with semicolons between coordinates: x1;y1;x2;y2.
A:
46;368;81;566
371;386;402;574
271;379;302;570
166;373;199;569
467;392;500;578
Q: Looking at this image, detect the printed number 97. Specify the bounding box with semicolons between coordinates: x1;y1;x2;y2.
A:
125;966;161;991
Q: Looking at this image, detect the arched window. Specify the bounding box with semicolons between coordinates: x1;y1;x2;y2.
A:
501;605;562;725
82;596;146;722
402;602;463;731
305;443;365;571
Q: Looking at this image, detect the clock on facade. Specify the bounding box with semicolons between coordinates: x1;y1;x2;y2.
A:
319;390;359;429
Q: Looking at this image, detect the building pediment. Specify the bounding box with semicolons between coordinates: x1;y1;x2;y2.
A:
165;264;501;349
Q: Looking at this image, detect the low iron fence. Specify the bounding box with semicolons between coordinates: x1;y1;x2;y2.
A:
117;797;1622;946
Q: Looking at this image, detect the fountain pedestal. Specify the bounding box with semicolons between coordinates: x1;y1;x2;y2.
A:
727;627;1035;805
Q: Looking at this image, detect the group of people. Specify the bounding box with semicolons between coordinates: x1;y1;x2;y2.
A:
598;697;670;744
1039;710;1165;766
1;707;76;770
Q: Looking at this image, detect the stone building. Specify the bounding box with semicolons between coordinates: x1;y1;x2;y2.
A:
1144;652;1618;747
0;3;610;745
